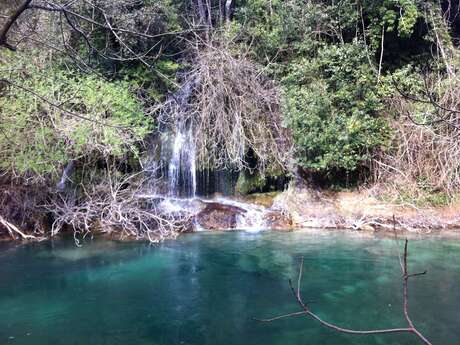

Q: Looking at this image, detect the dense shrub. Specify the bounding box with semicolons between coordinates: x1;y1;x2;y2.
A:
0;53;152;179
282;44;390;173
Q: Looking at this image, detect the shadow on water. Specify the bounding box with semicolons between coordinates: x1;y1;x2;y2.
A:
0;230;459;345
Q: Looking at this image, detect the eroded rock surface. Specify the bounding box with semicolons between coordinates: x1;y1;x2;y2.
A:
272;185;460;232
196;202;246;230
263;211;293;230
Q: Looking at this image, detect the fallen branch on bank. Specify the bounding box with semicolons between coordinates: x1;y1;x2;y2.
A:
0;215;42;240
257;239;432;344
47;174;193;244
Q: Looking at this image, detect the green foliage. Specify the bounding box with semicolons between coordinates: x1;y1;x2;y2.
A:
366;0;421;39
0;54;152;178
235;0;325;62
236;0;284;58
65;0;183;74
283;44;390;172
1;0;455;195
235;0;438;181
236;171;267;195
396;0;421;37
384;187;453;207
119;59;181;102
237;0;430;66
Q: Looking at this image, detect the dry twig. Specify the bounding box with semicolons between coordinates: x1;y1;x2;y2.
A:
375;73;460;199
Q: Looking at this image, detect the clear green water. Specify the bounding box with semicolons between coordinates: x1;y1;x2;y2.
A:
0;230;459;345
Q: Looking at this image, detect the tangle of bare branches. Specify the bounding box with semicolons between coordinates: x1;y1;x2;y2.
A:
47;173;193;244
0;215;43;240
375;72;460;197
157;34;291;174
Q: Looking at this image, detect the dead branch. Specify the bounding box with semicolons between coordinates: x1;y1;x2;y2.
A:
0;0;192;75
392;76;460;130
258;240;433;345
157;34;292;174
47;172;193;243
0;214;41;240
375;71;460;198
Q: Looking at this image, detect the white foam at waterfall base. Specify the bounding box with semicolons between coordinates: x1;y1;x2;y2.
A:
157;197;202;214
138;194;269;232
236;208;266;232
214;198;268;232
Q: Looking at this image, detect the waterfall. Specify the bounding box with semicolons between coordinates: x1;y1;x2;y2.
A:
157;72;236;198
153;96;270;230
146;73;271;233
159;73;199;198
167;121;197;197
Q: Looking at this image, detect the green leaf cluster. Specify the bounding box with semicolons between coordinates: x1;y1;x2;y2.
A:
0;56;152;178
282;44;390;172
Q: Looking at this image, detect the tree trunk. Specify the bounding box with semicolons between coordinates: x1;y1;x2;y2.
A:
225;0;233;23
196;0;207;25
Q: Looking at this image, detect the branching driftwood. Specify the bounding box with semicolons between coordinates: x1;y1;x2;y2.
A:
258;239;432;345
349;214;440;233
0;215;42;240
0;182;48;241
47;174;193;245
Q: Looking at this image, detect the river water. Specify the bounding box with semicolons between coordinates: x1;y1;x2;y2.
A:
0;230;459;345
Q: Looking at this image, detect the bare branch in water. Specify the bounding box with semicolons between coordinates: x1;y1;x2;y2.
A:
258;227;433;344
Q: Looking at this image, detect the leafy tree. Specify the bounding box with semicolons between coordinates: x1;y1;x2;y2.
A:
282;43;390;173
0;52;152;179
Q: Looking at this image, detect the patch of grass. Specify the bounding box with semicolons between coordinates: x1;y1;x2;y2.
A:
379;189;454;208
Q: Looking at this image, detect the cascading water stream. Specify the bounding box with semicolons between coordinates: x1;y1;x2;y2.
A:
159;72;198;198
213;198;268;231
167;122;197;197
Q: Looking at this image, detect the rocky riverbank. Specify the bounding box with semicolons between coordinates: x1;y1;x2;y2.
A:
269;187;460;233
185;186;460;233
2;186;460;242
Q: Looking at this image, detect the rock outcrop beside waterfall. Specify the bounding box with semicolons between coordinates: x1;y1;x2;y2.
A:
195;202;245;230
272;186;460;233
